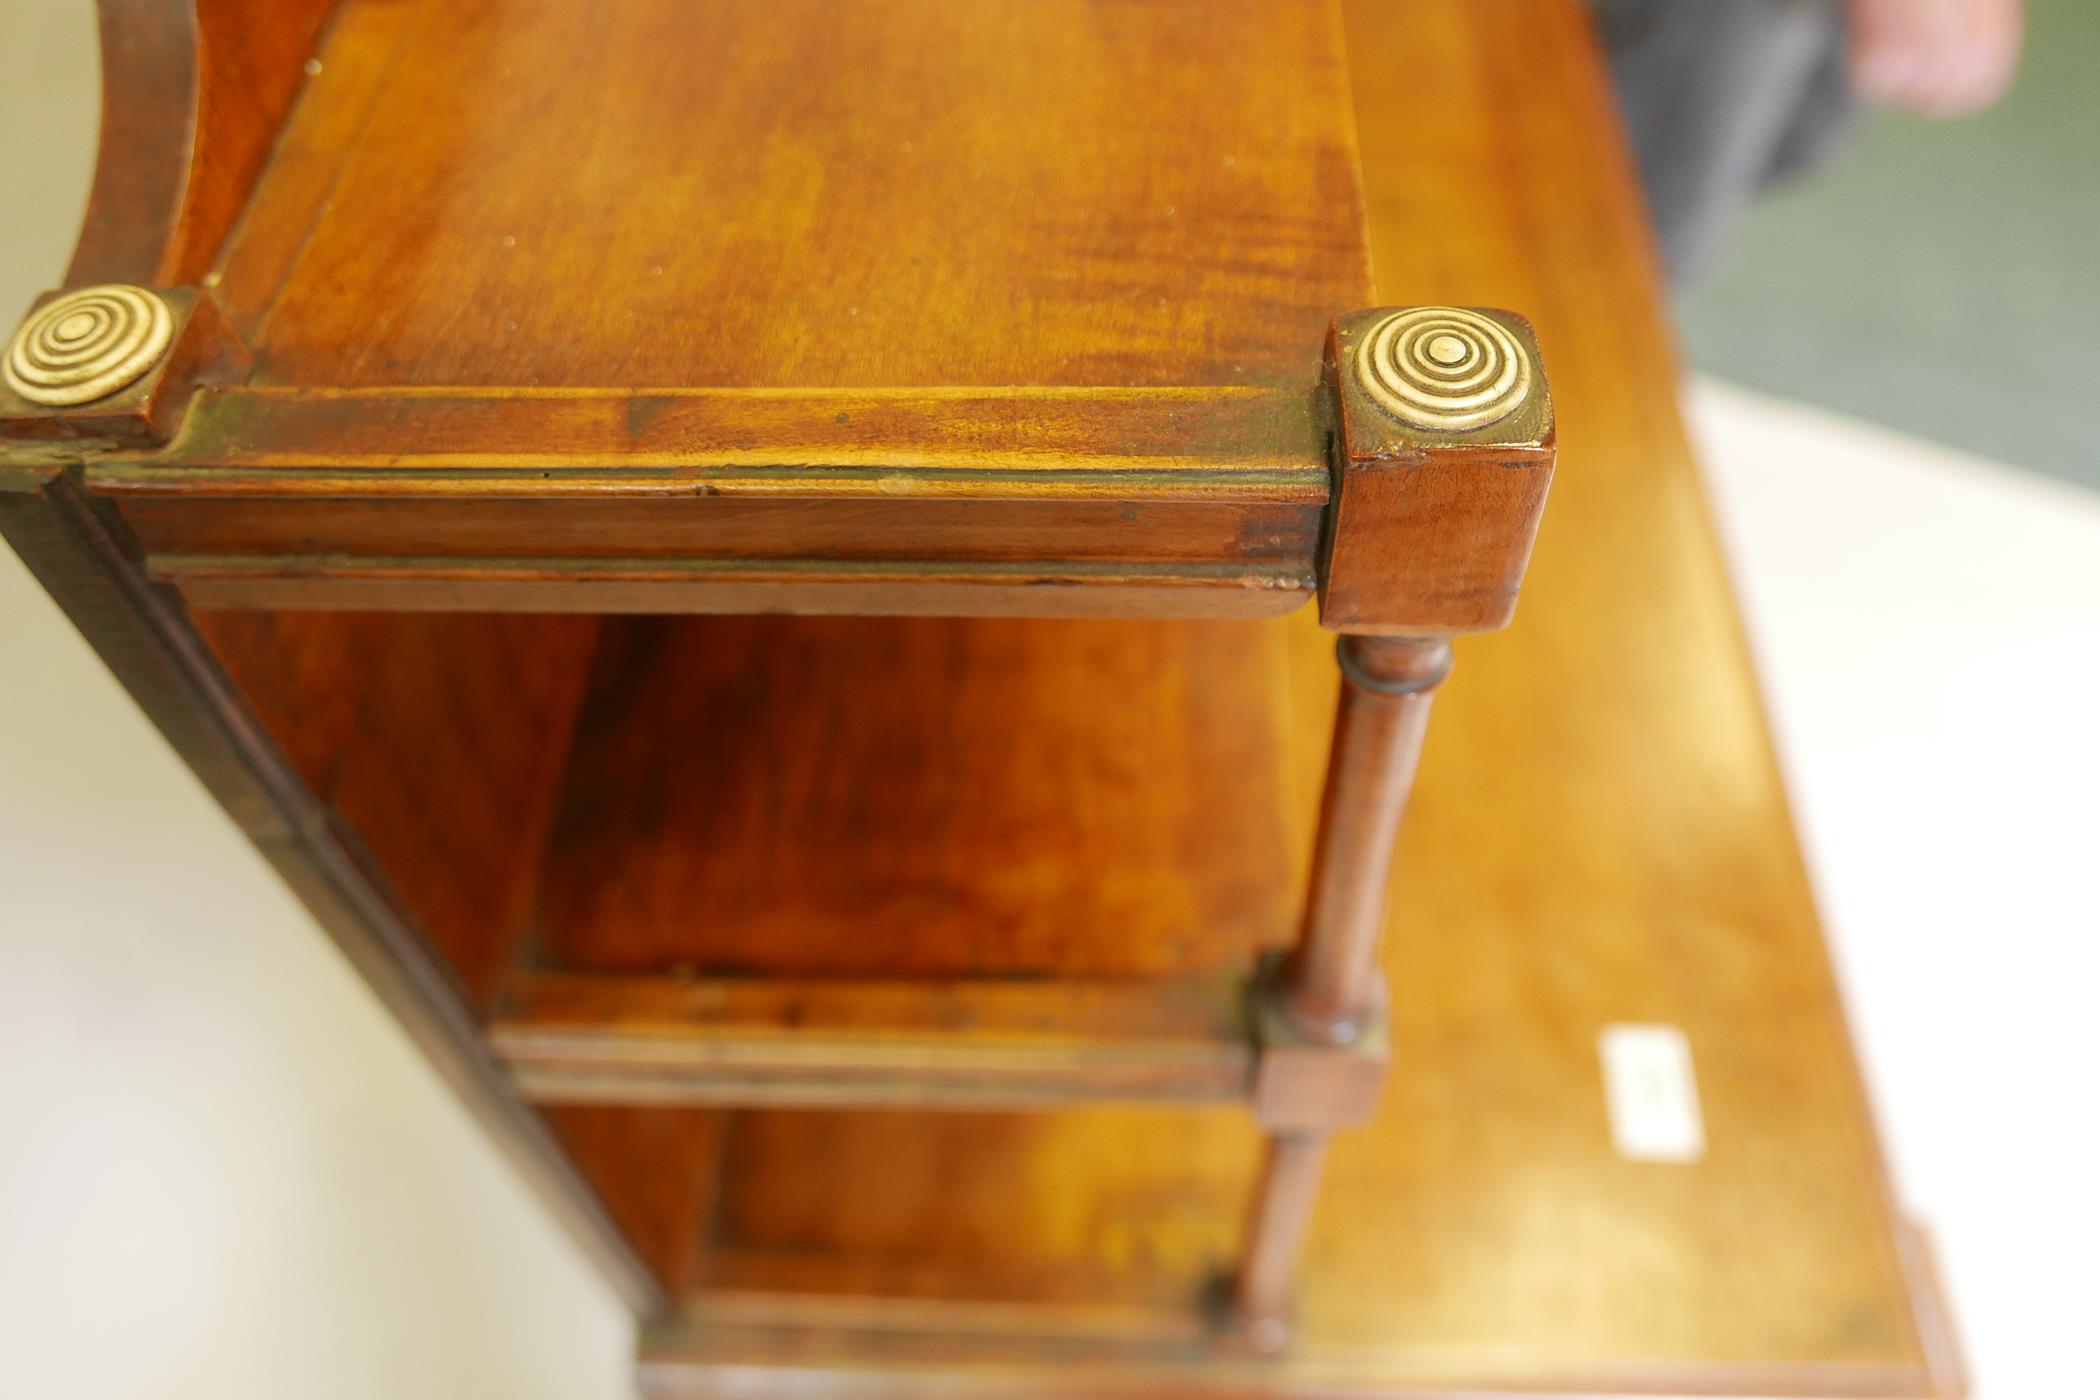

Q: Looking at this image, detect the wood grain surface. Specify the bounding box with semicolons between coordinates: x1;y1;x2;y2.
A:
542;1104;727;1299
0;0;1950;1391
93;384;1332;614
193;608;601;1007
493;973;1255;1110
214;0;1371;389
536;615;1304;978
94;0;1377;617
68;0;336;288
642;0;1951;1393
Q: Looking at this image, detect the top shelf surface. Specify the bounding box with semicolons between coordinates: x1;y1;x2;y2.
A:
214;0;1374;390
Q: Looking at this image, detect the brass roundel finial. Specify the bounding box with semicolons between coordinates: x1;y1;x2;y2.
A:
1354;306;1531;432
4;284;174;407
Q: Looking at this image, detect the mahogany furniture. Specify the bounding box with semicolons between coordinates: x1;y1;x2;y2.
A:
1;1;1958;1396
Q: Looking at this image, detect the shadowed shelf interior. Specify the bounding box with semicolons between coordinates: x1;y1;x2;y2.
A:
183;600;1953;1396
0;0;1957;1395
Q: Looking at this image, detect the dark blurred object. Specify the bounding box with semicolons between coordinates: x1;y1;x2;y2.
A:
1594;0;1856;283
1597;0;2023;284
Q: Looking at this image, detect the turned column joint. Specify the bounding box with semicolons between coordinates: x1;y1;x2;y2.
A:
1252;956;1390;1132
1336;633;1451;696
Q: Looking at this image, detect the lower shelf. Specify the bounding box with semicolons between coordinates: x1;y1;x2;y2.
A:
190;539;1955;1397
501;605;1957;1398
623;1084;1961;1397
624;1083;1959;1398
640;1227;1958;1398
535;614;1311;980
195;611;1320;1007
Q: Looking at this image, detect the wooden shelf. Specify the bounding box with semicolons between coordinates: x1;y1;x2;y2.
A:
532;615;1306;980
78;0;1369;618
206;0;1366;395
196;610;1310;1110
483;603;1956;1399
0;0;1959;1390
187;546;1958;1398
193;611;1314;995
481;612;1306;1110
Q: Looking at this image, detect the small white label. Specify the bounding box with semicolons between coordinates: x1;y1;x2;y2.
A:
1599;1023;1706;1163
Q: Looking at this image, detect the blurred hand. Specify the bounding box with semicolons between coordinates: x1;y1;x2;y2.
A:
1847;0;2024;117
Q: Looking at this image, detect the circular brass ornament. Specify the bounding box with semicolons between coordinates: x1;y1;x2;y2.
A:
4;284;174;407
1354;306;1530;432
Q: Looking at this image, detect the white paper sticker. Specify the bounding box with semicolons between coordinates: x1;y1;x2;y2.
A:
1599;1023;1706;1163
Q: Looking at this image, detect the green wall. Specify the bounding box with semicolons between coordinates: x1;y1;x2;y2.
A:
1679;0;2099;491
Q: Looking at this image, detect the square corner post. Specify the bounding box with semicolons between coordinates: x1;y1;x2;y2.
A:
1232;306;1556;1348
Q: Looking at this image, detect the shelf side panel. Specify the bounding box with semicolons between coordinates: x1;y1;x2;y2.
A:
192;609;602;1007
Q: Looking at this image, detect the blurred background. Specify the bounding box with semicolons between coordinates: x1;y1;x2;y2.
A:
1680;0;2096;492
1;2;2094;1398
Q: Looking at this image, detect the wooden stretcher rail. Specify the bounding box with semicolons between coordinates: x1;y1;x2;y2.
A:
82;383;1333;614
142;556;1318;616
90;384;1332;494
490;972;1258;1110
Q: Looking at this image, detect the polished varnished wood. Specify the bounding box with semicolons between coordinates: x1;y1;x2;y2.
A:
191;608;601;1007
636;0;1952;1392
68;0;1385;618
701;1105;1262;1319
1237;633;1451;1339
1319;310;1556;635
94;385;1327;481
536;615;1302;979
542;1105;727;1299
1278;636;1451;1044
1231;1134;1329;1355
161;563;1317;619
69;0;336;288
494;974;1254;1110
211;0;1368;388
0;0;1949;1391
90;383;1330;613
643;589;1950;1393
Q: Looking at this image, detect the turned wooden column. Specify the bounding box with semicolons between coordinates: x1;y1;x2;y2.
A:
1233;305;1555;1347
1233;635;1449;1342
1282;634;1451;1043
1232;1133;1329;1351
